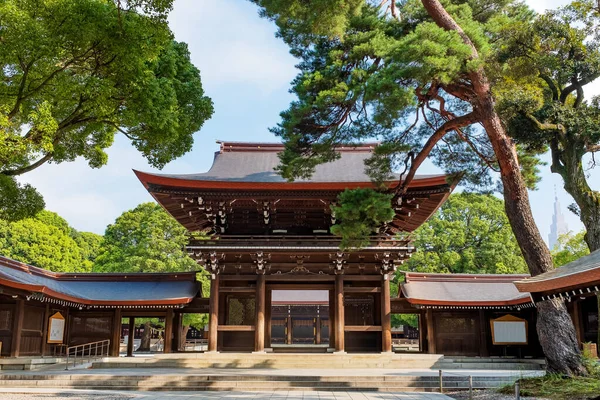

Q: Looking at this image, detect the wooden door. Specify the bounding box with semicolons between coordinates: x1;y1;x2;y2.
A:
434;312;480;356
19;305;44;356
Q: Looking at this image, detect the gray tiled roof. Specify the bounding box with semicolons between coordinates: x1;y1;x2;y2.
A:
0;257;199;304
149;144;444;183
514;248;600;286
401;273;531;305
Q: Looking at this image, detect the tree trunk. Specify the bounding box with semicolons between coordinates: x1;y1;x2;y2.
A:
421;0;586;375
178;325;190;351
556;145;600;356
139;321;152;352
556;144;600;252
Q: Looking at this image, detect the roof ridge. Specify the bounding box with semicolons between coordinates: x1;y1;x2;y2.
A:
217;141;380;153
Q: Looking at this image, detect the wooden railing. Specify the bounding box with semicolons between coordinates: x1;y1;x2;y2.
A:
65;339;110;370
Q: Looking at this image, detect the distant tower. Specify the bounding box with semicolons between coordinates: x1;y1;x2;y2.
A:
548;187;569;249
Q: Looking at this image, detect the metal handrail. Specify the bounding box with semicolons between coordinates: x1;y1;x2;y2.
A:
65;339;110;370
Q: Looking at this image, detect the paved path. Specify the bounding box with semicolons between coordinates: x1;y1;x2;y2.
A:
0;367;545;378
0;388;455;399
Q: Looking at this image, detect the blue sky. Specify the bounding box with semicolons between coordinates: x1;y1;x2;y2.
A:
17;0;600;246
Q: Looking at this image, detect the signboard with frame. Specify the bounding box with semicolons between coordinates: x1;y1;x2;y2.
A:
490;314;528;345
47;312;65;344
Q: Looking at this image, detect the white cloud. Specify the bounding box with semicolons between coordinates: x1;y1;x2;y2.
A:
169;0;298;94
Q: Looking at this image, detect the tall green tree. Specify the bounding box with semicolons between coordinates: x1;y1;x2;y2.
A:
406;193;527;274
496;0;600;254
251;0;585;374
94;202;198;273
95;202;209;346
0;210;101;272
551;231;590;268
0;0;213;219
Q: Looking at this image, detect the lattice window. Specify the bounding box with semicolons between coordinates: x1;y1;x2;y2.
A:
345;294;375;325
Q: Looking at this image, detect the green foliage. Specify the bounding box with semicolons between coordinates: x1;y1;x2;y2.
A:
252;0;542;196
94;203;198;273
0;175;45;221
405;193;527;274
500;373;600;400
552;231;590;267
495;0;600;250
330;189;395;249
392;313;418;328
182;313;208;329
0;0;213;220
0;210;101;272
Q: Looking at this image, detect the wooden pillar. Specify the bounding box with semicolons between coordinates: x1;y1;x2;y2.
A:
173;312;182;352
110;308;122;357
418;312;425;352
265;290;272;349
316;314;322;345
426;309;436;354
335;273;345;352
571;300;584;346
164;309;173;353
286;315;293;345
126;317;135;357
381;274;392;353
10;299;24;357
255;273;266;352
328;290;335;348
478;310;490;357
208;275;219;352
41;304;50;357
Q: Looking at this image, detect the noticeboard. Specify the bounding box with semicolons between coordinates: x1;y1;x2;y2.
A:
47;312;66;344
490;314;528;345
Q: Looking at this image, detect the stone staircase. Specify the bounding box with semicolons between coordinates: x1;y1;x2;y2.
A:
435;357;545;371
91;353;444;370
89;353;545;371
0;373;524;392
0;357;67;371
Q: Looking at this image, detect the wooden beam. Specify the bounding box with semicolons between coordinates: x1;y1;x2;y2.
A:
265;290;272;348
286;316;292;344
111;308;122;357
426;309;436;354
418;313;425;353
126;317;135;357
164;308;173;354
10;299;24;357
208;275;219;352
328;290;335;348
335;274;345;352
219;275;258;281
381;275;392;353
41;304;50;357
267;275;334;282
345;287;381;293
571;300;584;346
316;316;321;344
255;274;266;352
217;325;255;331
266;283;333;290
478;310;489;357
344;325;383;332
219;287;256;293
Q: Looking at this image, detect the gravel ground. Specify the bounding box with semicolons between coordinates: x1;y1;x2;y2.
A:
447;390;549;400
0;394;133;400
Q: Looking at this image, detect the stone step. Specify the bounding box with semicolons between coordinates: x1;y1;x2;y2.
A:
91;354;445;370
0;374;518;392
